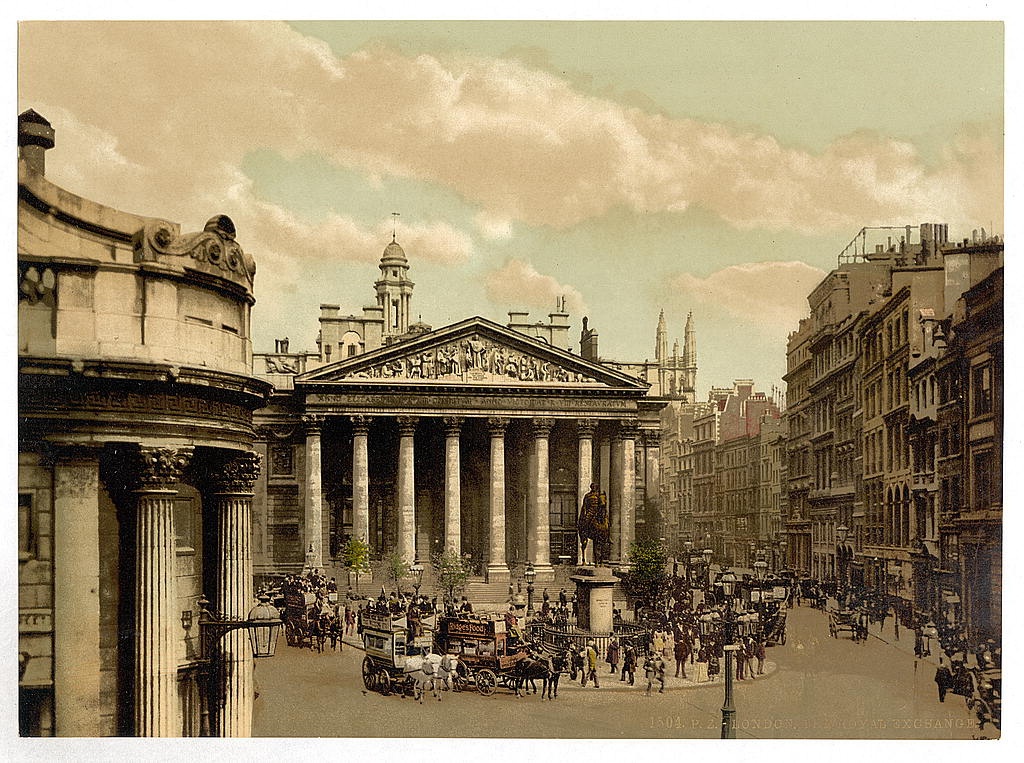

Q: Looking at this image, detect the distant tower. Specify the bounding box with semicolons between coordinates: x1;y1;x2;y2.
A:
375;233;415;342
681;311;697;400
656;309;669;394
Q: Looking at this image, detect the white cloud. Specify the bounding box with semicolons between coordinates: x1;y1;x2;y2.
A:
671;261;826;335
17;21;1003;247
484;259;587;315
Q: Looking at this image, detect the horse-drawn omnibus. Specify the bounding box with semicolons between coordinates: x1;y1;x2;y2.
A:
434;614;528;695
359;610;435;695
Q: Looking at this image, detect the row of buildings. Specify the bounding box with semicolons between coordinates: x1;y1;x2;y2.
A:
659;222;1003;649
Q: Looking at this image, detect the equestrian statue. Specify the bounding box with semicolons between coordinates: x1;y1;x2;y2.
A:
577;483;609;566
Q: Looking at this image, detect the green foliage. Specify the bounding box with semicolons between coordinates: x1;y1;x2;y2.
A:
384;550;409;589
433;547;470;602
340;537;371;587
622;538;670;611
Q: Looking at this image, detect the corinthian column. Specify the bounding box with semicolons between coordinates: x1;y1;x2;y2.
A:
351;416;372;545
610;429;624;562
577;419;597;565
207;450;261;738
131;446;192;737
396;415;418;563
619;421;639;561
442;417;464;555
487;417;509;582
302;414;325;571
529;418;554;575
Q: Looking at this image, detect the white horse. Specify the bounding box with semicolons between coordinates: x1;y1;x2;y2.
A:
402;653;437;703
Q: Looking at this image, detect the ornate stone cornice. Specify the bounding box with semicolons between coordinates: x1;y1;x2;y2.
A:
132;447;194;491
350;414;372;435
487;417;510;436
396;415;419;435
208;450;262;494
442;416;465;436
133;215;255;290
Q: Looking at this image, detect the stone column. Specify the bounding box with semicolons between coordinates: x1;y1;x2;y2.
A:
619;422;638;561
131;446;192;737
396;415;418;563
302;414;325;571
207;451;262;738
487;417;509;582
351;415;372;544
442;417;464;555
643;431;662;539
529;418;554;576
610;429;624;562
52;447;102;736
577;419;597;565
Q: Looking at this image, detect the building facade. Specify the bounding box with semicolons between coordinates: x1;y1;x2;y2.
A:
18;110;271;737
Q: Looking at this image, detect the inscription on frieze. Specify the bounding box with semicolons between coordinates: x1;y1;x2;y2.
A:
21;386;250;425
307;392;636;411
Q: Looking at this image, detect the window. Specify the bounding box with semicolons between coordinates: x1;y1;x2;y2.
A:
972;363;993;416
18;493;33;559
973;450;995;509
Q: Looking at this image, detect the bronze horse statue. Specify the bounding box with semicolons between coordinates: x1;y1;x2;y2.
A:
577;483;609;565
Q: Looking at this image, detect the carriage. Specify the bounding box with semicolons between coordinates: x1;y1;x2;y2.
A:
763;608;787;646
283;589;318;648
965;667;1001;731
434;614;528;695
359;610;436;696
828;608;858;639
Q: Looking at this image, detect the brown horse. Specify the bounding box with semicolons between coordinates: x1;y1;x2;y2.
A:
578;484;609;565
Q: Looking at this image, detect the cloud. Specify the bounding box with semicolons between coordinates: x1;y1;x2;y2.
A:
18;21;1003;249
484;259;587;315
670;261;826;335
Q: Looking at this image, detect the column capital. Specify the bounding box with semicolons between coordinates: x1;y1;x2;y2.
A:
301;413;326;434
487;417;510;436
618;420;641;440
350;414;373;435
641;429;661;448
132;446;194;491
208;450;262;494
577;418;599;438
531;417;555;438
396;415;419;435
442;416;465;436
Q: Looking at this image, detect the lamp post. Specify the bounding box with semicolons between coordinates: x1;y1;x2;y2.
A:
836;524;849;606
197;594;282;736
410;563;424;597
720;569;738;739
524;563;536;616
702;547;714;590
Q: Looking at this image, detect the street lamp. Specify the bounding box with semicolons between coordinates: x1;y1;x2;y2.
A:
836;524;849;605
524;563;537;616
719;569;739;739
410;563;424;597
754;560;768;582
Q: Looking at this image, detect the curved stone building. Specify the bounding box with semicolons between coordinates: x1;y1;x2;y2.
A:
17;110;271;737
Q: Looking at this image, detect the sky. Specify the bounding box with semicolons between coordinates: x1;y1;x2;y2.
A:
16;19;1004;398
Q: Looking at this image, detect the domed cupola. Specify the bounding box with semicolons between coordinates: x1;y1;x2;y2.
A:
375;234;415;341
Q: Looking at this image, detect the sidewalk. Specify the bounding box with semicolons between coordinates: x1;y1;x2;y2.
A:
555;659;778;694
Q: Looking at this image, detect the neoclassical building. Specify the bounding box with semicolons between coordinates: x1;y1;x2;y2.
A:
18;110;270;737
252;240;669;581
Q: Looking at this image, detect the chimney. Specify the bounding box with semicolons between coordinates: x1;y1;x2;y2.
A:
580;316;599;361
18;109;55;176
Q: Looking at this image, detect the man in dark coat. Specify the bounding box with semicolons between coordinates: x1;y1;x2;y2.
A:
934;658;953;702
674;634;690;678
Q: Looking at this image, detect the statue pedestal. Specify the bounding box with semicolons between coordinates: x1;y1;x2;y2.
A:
570;566;617;634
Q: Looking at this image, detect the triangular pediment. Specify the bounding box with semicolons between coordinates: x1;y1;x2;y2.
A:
296;316;647;390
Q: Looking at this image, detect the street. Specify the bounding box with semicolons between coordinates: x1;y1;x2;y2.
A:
252;604;985;740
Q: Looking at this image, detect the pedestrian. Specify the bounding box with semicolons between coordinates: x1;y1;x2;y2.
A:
606;638;620;675
621;640;637;685
934;658;953;703
694;645;709;683
644;652;665;695
582;640;600;688
674;634;690;679
754;638;766;675
914;626;924;658
559;588;568;607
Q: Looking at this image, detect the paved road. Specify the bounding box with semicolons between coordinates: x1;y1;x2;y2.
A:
252;604;988;739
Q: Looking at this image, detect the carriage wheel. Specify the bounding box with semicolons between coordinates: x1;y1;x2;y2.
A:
378;671;392;696
362;657;375;691
475;669;497;696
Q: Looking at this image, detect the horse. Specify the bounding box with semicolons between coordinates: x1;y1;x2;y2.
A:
577;485;609;565
511;656;550;698
541;651;569;699
401;654;436;703
435;653;459;698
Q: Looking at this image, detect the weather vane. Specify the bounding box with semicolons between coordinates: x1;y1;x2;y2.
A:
391;211;400;241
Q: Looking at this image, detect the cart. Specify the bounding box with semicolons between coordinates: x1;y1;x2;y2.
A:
434;614;528;695
283;589;317;648
828;608;857;639
764;609;788;646
966;667;1001;731
359;609;436;696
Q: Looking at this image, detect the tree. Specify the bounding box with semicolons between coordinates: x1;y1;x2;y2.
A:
383;551;409;592
621;538;670;613
433;548;470;607
340;537;371;590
